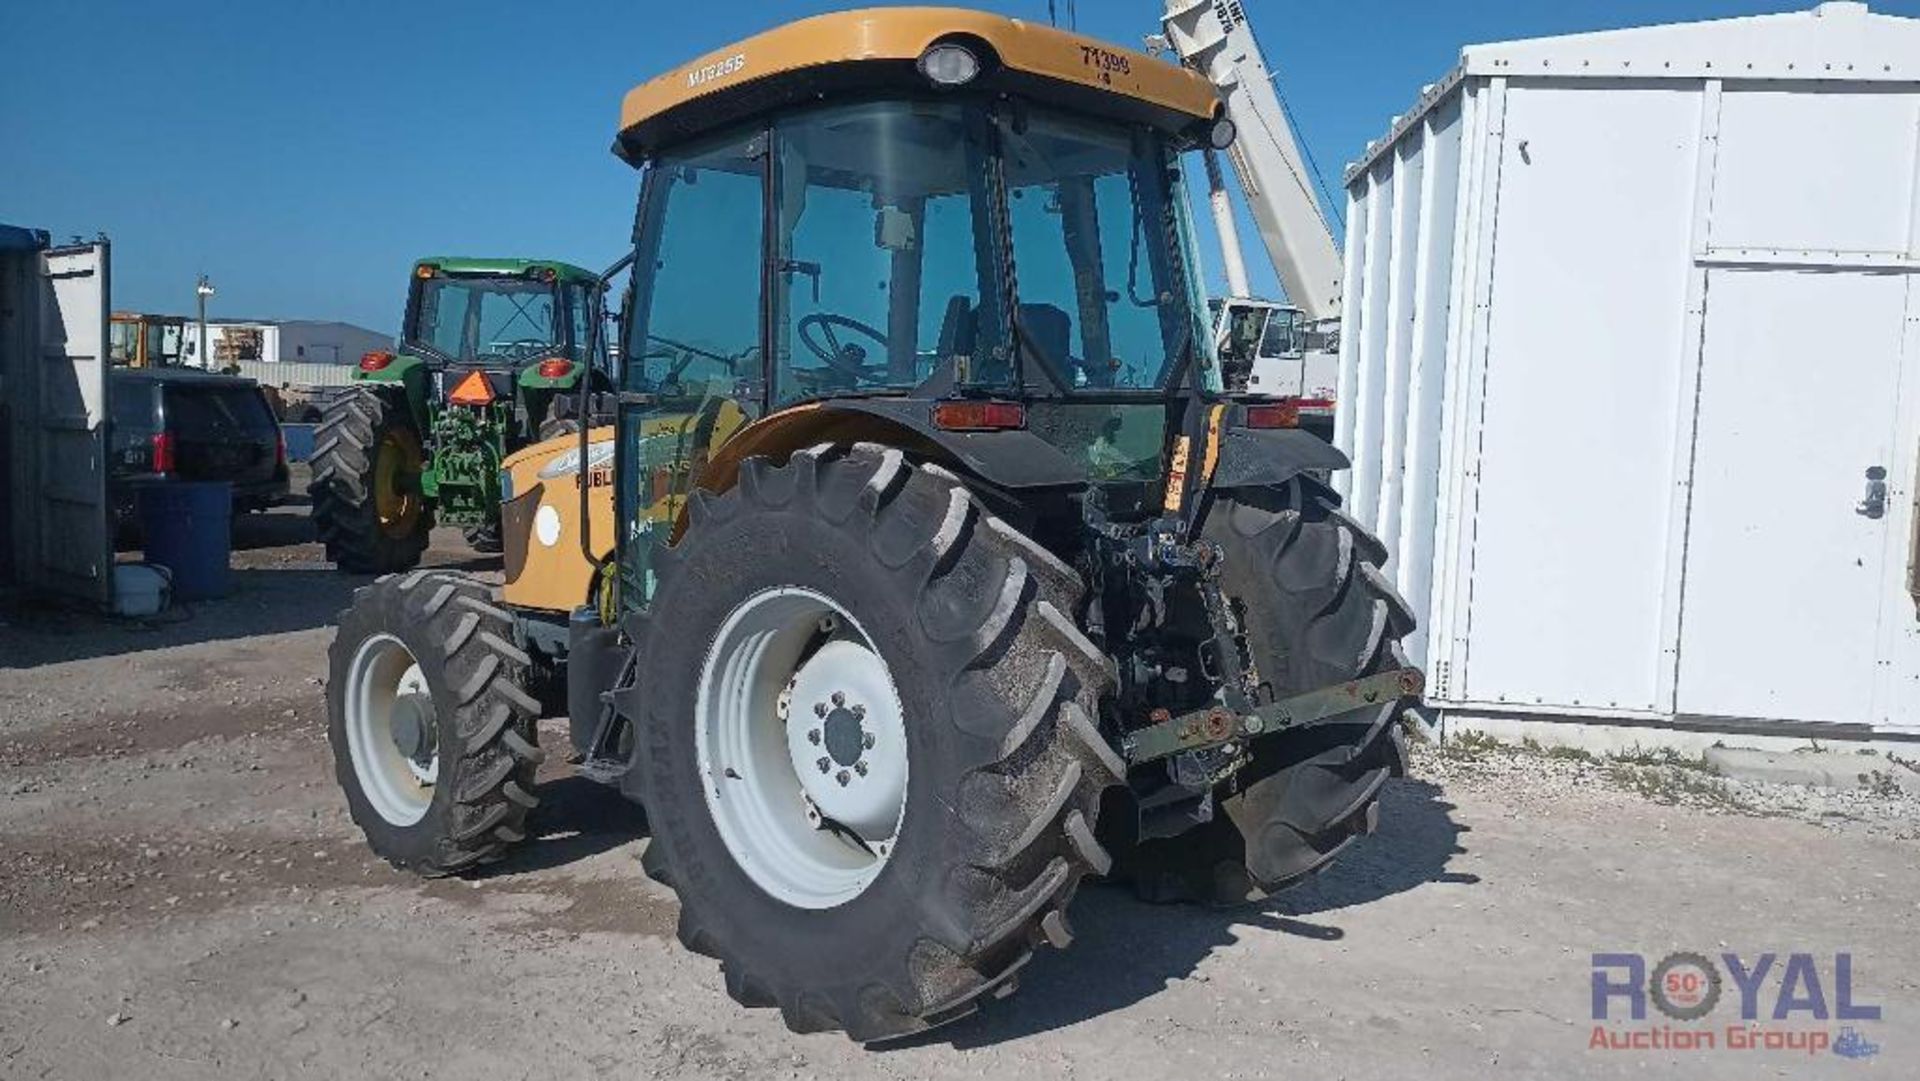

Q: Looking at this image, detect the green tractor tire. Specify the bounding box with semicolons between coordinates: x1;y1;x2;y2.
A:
310;387;434;573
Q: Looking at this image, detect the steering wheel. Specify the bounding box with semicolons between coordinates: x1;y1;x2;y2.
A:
796;313;890;386
475;338;557;364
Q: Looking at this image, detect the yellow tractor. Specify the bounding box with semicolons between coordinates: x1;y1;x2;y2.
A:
326;8;1420;1041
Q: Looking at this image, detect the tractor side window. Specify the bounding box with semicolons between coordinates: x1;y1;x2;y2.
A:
1002;111;1191;391
626;133;764;400
769;101;1001;406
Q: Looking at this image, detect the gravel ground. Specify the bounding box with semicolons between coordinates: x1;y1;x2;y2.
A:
2;502;1915;1079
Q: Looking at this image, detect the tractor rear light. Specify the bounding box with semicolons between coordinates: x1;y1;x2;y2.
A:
415;264;438;279
276;430;287;466
932;400;1024;432
536;357;574;379
360;350;394;372
1243;400;1300;429
151;431;175;473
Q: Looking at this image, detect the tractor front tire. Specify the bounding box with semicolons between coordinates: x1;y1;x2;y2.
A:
1122;477;1417;905
631;444;1122;1041
310;388;433;573
328;570;543;875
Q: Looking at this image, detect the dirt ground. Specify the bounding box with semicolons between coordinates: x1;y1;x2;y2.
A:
2;499;1916;1080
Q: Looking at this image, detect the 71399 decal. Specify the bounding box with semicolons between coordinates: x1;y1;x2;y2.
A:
1077;44;1131;84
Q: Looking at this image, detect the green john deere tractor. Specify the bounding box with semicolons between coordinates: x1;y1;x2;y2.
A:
309;257;610;572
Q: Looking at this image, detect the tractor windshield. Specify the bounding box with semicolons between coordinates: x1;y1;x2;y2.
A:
769;101;1001;405
406;275;591;367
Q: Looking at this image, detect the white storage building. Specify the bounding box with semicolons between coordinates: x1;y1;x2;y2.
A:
182;319;390;369
1333;2;1920;742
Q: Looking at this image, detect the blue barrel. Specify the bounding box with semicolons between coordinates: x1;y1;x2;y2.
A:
281;423;316;463
137;481;232;600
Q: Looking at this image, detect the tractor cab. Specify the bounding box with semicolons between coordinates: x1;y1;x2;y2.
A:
109;312;187;369
607;9;1252;606
401;259;604;373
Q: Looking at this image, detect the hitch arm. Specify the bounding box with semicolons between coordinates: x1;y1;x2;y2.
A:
1121;667;1424;765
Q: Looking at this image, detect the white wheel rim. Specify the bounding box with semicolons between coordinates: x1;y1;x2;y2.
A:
695;587;909;909
344;633;438;826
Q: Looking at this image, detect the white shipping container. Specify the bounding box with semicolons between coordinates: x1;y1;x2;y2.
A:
1335;2;1920;739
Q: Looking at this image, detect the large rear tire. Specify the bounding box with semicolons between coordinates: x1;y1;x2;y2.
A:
631;444;1122;1041
1122;477;1417;904
309;388;433;573
328;570;543;875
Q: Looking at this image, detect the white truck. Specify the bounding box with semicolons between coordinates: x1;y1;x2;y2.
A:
1158;0;1342;421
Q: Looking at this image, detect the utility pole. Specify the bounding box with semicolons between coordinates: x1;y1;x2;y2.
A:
195;274;215;369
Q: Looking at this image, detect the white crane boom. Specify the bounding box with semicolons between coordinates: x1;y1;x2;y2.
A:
1161;0;1342;322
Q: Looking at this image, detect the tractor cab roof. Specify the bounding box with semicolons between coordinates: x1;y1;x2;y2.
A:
413;257;600;285
614;6;1221;163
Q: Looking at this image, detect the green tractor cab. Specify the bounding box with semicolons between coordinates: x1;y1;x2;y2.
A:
310;257;611;571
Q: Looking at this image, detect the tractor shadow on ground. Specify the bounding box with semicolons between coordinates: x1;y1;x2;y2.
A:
478;774;651;876
897;776;1475;1050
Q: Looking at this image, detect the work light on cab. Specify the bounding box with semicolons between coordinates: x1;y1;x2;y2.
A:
1207;116;1237;150
917;42;980;86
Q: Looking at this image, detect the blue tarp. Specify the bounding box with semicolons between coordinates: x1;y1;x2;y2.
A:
0;224;50;252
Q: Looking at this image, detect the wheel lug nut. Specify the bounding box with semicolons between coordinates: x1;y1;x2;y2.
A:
861;732;875;750
814;702;829;718
853;761;868;777
807;729;821;745
831;691;846;708
835;770;851;787
816;757;831;774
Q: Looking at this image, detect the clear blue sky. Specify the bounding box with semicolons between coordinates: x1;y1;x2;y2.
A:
6;0;1911;335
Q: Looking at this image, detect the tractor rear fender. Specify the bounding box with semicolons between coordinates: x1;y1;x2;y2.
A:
350;353;430;432
1206;425;1349;492
678;399;1086;540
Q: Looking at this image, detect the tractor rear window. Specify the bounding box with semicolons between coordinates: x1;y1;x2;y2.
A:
410;277;564;365
1001;109;1195;391
768;101;1004;406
